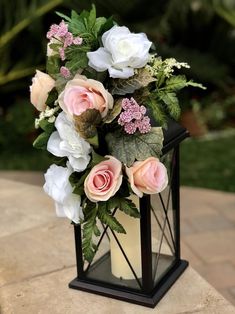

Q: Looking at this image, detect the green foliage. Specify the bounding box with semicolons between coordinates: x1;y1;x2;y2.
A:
81;194;140;263
0;0;64;87
106;127;163;166
33;131;52;150
38;119;55;133
97;202;126;233
104;100;122;124
157;91;180;120
144;68;206;126
108;197;140;218
82;201;99;262
55;5;114;74
146;98;168;128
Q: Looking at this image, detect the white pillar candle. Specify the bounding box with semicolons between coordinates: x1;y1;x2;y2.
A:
109;195;142;280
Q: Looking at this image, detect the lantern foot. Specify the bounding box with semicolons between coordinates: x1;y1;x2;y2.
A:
69;259;188;308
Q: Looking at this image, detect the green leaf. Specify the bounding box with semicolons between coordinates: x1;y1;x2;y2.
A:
56;11;71;23
90;150;107;167
186;80;206;90
65;51;88;73
38;119;54;133
33;132;51;150
69;170;90;196
146;97;168;127
106;127;163;167
163;75;206;92
69;10;87;34
82;201;98;262
93;17;107;35
165;75;188;91
46;56;60;78
86;134;99;147
99;16;115;34
104;99;122;124
46;88;58;107
110;68;156;95
158;91;181;120
98;202;126;234
109;197;140;218
88;4;96;29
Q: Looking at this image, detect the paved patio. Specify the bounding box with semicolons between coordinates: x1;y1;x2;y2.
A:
0;171;235;312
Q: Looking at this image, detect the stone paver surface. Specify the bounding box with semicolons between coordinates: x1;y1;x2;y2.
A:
0;173;235;312
181;187;235;305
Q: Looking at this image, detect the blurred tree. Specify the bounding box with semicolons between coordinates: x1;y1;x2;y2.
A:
0;0;235;148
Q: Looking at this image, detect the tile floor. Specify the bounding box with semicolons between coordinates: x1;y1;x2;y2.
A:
180;187;235;305
1;171;235;306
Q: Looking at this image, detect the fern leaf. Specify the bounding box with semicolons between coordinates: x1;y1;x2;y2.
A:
98;202;126;233
158;91;181;120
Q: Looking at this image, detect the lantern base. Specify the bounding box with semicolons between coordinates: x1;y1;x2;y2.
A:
69;259;188;308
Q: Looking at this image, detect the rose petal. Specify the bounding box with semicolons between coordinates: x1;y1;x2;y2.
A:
108;66;134;79
47;131;68;157
87;48;112;72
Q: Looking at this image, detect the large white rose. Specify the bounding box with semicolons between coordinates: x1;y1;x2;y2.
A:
43;163;82;224
47;112;91;172
87;25;152;79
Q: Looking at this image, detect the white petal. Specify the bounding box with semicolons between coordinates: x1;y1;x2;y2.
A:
102;26;130;51
63;194;82;224
87;48;112;72
47;131;67;157
108;66;134;79
43;164;73;203
69;155;90;172
55;202;66;217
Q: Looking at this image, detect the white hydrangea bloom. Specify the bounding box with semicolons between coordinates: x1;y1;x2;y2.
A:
43;163;82;224
47;111;91;172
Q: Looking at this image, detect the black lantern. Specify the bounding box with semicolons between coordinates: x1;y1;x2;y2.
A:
69;121;189;308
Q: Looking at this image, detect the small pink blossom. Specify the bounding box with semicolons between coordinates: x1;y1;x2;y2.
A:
46;20;83;61
118;97;151;134
64;32;73;48
46;24;60;39
73;36;83;45
124;122;137;134
59;47;65;61
56;20;68;37
60;66;71;78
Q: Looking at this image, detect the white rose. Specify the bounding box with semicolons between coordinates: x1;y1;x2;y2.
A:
43;163;82;224
47;112;91;172
87;25;152;79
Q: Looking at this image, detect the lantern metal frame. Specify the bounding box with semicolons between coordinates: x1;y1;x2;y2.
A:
69;121;189;308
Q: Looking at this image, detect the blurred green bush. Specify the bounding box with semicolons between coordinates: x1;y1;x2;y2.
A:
1;0;235;156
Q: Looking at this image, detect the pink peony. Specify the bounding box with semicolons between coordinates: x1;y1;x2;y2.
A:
30;70;55;111
58;74;113;118
84;156;123;202
126;157;168;198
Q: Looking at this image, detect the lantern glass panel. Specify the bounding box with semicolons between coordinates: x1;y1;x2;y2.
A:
150;149;177;285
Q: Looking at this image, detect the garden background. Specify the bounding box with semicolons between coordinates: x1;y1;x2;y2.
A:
0;0;235;192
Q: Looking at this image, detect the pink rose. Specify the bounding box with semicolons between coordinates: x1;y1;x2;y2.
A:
30;70;55;111
126;157;168;198
58;74;113;118
84;156;122;202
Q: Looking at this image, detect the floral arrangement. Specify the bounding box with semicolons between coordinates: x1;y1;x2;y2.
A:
30;5;204;262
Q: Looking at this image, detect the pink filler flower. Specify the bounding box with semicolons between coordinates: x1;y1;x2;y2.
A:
118;98;151;134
